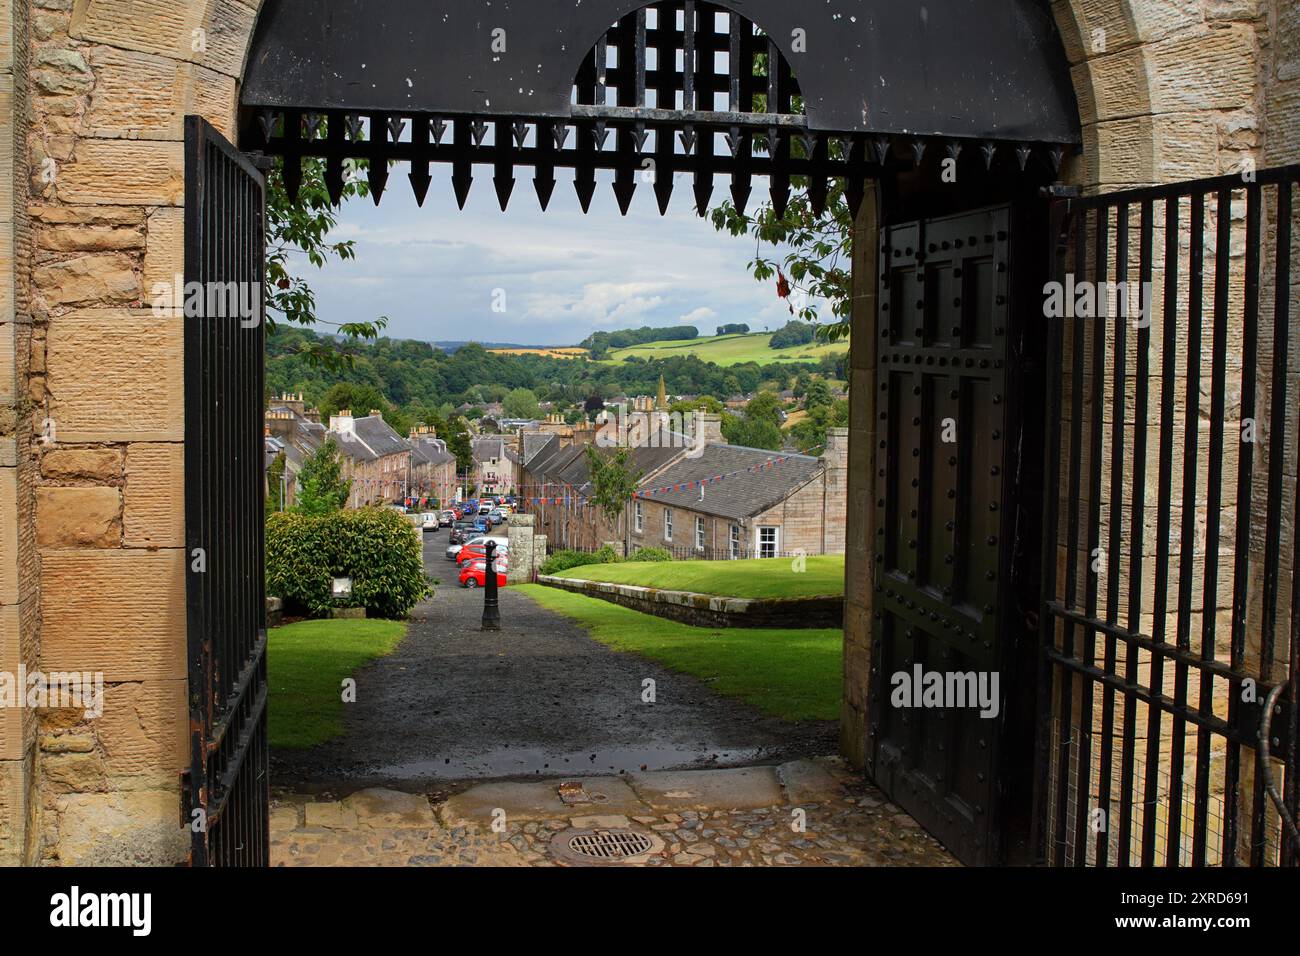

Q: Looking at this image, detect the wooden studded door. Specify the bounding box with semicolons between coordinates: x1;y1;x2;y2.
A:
866;204;1040;866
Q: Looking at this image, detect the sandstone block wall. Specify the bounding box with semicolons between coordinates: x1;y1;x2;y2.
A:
2;0;259;866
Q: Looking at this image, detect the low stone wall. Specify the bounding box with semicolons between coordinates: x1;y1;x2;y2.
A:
538;575;844;629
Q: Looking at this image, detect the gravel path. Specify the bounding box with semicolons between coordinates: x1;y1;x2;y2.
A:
271;530;837;789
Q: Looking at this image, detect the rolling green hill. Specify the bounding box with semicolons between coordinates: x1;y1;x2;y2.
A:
600;331;848;367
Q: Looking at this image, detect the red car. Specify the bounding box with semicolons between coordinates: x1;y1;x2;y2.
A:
456;541;509;568
459;560;507;589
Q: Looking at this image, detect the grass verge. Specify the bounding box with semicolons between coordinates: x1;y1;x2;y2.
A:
516;583;841;721
551;555;845;600
268;618;407;749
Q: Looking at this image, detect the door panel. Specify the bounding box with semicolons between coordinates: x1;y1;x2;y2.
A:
867;206;1016;865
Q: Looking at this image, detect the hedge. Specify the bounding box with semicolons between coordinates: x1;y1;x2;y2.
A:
538;544;674;576
266;508;432;619
629;547;673;562
538;545;621;576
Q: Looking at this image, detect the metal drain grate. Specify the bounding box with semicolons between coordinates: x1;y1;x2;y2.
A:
549;828;664;865
570;830;654;859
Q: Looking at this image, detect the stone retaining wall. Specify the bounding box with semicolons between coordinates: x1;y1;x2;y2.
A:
538;575;844;630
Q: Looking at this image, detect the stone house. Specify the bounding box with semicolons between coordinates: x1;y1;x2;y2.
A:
408;426;457;507
521;435;683;551
263;400;326;509
328;410;410;509
471;437;512;497
519;423;848;558
629;430;848;559
0;0;1295;868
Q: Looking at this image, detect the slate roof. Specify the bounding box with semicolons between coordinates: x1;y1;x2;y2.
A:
332;414;409;462
265;436;284;470
525;440;684;495
636;444;822;522
267;406;326;468
522;432;557;466
472;437;504;462
411;437;456;467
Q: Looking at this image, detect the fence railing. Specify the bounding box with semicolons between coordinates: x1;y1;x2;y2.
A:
544;543;822;563
1037;165;1300;868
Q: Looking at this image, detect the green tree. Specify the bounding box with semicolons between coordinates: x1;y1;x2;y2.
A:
266;158;389;368
804;377;834;410
789;399;850;454
295;438;351;515
266;451;288;512
721;390;785;451
744;390;784;428
669;395;724;416
319;383;386;419
503;387;542;419
709;91;853;343
722;414;784;451
446;417;474;474
585;446;644;533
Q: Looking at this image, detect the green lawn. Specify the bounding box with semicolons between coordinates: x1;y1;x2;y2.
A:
601;331;848;367
551;555;845;599
516;584;841;721
268;618;407;749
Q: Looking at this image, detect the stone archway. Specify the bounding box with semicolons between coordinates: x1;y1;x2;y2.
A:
0;0;1281;865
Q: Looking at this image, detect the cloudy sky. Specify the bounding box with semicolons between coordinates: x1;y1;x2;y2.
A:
294;166;806;346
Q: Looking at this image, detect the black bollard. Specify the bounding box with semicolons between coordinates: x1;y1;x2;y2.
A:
481;539;501;631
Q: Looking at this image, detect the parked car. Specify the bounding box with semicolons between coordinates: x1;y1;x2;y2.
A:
459;559;508;589
388;504;408;515
456;538;509;568
489;508;505;525
420;512;440;531
446;522;478;556
472;517;490;533
439;510;456;525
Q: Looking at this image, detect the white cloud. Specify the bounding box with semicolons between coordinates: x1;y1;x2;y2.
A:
290;166;823;345
678;306;717;326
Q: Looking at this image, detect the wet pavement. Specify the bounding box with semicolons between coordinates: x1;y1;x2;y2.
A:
270;760;958;867
270;528;837;789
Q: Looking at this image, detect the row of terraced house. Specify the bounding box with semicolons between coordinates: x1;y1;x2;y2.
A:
264;394;458;509
518;412;848;559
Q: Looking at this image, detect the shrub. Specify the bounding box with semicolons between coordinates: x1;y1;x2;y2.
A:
628;547;673;562
539;545;623;576
266;507;432;619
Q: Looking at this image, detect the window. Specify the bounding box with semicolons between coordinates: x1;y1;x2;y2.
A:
634;500;644;533
730;525;740;560
695;516;706;550
664;508;674;541
758;526;779;559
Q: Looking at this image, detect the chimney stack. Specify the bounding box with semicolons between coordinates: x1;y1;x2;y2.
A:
696;412;725;446
820;427;848;555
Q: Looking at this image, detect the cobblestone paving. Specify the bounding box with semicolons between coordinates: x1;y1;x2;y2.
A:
271;761;957;867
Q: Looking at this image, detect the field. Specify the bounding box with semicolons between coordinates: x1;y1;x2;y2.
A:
550;555;845;599
517;584;841;721
600;331;848;367
487;346;588;359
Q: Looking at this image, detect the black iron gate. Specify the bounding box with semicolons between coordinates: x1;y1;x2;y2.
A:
1037;165;1300;866
868;204;1044;865
183;116;270;867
